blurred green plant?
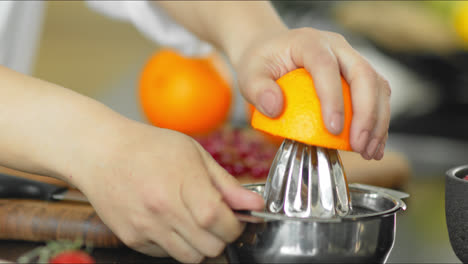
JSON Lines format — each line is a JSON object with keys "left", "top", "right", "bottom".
{"left": 406, "top": 178, "right": 449, "bottom": 242}
{"left": 424, "top": 1, "right": 458, "bottom": 17}
{"left": 423, "top": 1, "right": 468, "bottom": 45}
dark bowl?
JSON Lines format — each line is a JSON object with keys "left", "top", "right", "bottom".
{"left": 446, "top": 165, "right": 468, "bottom": 262}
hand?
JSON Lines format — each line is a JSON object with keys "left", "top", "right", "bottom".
{"left": 74, "top": 122, "right": 264, "bottom": 263}
{"left": 154, "top": 2, "right": 389, "bottom": 160}
{"left": 234, "top": 27, "right": 391, "bottom": 161}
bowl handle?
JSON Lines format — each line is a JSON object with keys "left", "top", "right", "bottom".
{"left": 349, "top": 183, "right": 410, "bottom": 199}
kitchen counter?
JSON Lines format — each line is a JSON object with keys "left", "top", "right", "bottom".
{"left": 0, "top": 241, "right": 226, "bottom": 263}
{"left": 388, "top": 177, "right": 459, "bottom": 263}
{"left": 0, "top": 173, "right": 461, "bottom": 263}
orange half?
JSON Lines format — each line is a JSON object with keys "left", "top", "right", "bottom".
{"left": 251, "top": 68, "right": 353, "bottom": 151}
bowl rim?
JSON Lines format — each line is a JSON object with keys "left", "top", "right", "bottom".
{"left": 239, "top": 183, "right": 407, "bottom": 223}
{"left": 446, "top": 164, "right": 468, "bottom": 182}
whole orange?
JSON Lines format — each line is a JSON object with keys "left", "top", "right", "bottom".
{"left": 139, "top": 49, "right": 232, "bottom": 135}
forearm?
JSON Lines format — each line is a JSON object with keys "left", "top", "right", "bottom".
{"left": 156, "top": 1, "right": 287, "bottom": 65}
{"left": 0, "top": 66, "right": 128, "bottom": 186}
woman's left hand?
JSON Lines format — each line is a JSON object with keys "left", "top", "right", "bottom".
{"left": 234, "top": 27, "right": 391, "bottom": 161}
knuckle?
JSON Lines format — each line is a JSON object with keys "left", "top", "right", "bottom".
{"left": 165, "top": 236, "right": 202, "bottom": 263}
{"left": 196, "top": 201, "right": 222, "bottom": 228}
{"left": 372, "top": 134, "right": 386, "bottom": 144}
{"left": 383, "top": 111, "right": 391, "bottom": 129}
{"left": 380, "top": 77, "right": 392, "bottom": 97}
{"left": 128, "top": 215, "right": 152, "bottom": 235}
{"left": 296, "top": 27, "right": 317, "bottom": 36}
{"left": 364, "top": 111, "right": 378, "bottom": 130}
{"left": 375, "top": 124, "right": 389, "bottom": 140}
{"left": 183, "top": 253, "right": 204, "bottom": 264}
{"left": 372, "top": 119, "right": 389, "bottom": 140}
{"left": 293, "top": 28, "right": 322, "bottom": 48}
{"left": 121, "top": 233, "right": 145, "bottom": 250}
{"left": 358, "top": 64, "right": 378, "bottom": 82}
{"left": 183, "top": 251, "right": 204, "bottom": 263}
{"left": 314, "top": 52, "right": 337, "bottom": 68}
{"left": 351, "top": 62, "right": 376, "bottom": 84}
{"left": 329, "top": 32, "right": 347, "bottom": 43}
{"left": 328, "top": 94, "right": 345, "bottom": 111}
{"left": 143, "top": 190, "right": 171, "bottom": 214}
{"left": 179, "top": 251, "right": 203, "bottom": 263}
{"left": 377, "top": 111, "right": 391, "bottom": 136}
{"left": 239, "top": 75, "right": 257, "bottom": 101}
{"left": 205, "top": 242, "right": 226, "bottom": 258}
{"left": 194, "top": 255, "right": 205, "bottom": 264}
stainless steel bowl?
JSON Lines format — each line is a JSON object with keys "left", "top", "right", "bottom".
{"left": 227, "top": 183, "right": 408, "bottom": 263}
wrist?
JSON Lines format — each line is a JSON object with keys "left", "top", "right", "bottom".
{"left": 221, "top": 15, "right": 288, "bottom": 68}
{"left": 50, "top": 102, "right": 136, "bottom": 190}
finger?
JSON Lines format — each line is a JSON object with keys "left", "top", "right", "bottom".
{"left": 198, "top": 145, "right": 265, "bottom": 211}
{"left": 373, "top": 132, "right": 388, "bottom": 160}
{"left": 134, "top": 241, "right": 169, "bottom": 258}
{"left": 366, "top": 77, "right": 391, "bottom": 160}
{"left": 155, "top": 231, "right": 204, "bottom": 264}
{"left": 349, "top": 67, "right": 379, "bottom": 159}
{"left": 239, "top": 70, "right": 285, "bottom": 118}
{"left": 123, "top": 202, "right": 202, "bottom": 262}
{"left": 138, "top": 168, "right": 225, "bottom": 259}
{"left": 168, "top": 202, "right": 226, "bottom": 258}
{"left": 332, "top": 43, "right": 380, "bottom": 155}
{"left": 180, "top": 168, "right": 244, "bottom": 243}
{"left": 211, "top": 163, "right": 265, "bottom": 211}
{"left": 302, "top": 46, "right": 345, "bottom": 135}
{"left": 358, "top": 76, "right": 390, "bottom": 160}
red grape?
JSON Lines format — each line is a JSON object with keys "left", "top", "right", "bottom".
{"left": 250, "top": 165, "right": 270, "bottom": 178}
{"left": 195, "top": 127, "right": 278, "bottom": 179}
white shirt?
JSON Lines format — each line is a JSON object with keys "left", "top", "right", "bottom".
{"left": 1, "top": 1, "right": 212, "bottom": 75}
{"left": 1, "top": 1, "right": 426, "bottom": 121}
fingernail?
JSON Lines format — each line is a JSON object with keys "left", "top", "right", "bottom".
{"left": 259, "top": 90, "right": 278, "bottom": 117}
{"left": 366, "top": 138, "right": 380, "bottom": 158}
{"left": 361, "top": 152, "right": 371, "bottom": 160}
{"left": 329, "top": 113, "right": 344, "bottom": 135}
{"left": 356, "top": 130, "right": 369, "bottom": 153}
{"left": 375, "top": 143, "right": 385, "bottom": 160}
{"left": 373, "top": 142, "right": 382, "bottom": 158}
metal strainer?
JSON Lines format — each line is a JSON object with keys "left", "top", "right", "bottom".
{"left": 264, "top": 139, "right": 351, "bottom": 218}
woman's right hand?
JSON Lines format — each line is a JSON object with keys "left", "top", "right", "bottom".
{"left": 0, "top": 64, "right": 263, "bottom": 263}
{"left": 72, "top": 121, "right": 264, "bottom": 263}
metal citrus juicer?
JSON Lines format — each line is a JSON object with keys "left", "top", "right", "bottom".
{"left": 263, "top": 138, "right": 351, "bottom": 218}
{"left": 227, "top": 69, "right": 408, "bottom": 263}
{"left": 260, "top": 71, "right": 352, "bottom": 219}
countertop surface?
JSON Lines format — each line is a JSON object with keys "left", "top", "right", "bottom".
{"left": 0, "top": 241, "right": 226, "bottom": 263}
{"left": 387, "top": 176, "right": 459, "bottom": 263}
{"left": 0, "top": 173, "right": 461, "bottom": 263}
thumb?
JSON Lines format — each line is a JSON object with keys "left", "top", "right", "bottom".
{"left": 239, "top": 72, "right": 284, "bottom": 118}
{"left": 200, "top": 149, "right": 265, "bottom": 211}
{"left": 221, "top": 182, "right": 265, "bottom": 211}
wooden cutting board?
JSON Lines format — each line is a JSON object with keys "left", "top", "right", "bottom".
{"left": 0, "top": 199, "right": 121, "bottom": 248}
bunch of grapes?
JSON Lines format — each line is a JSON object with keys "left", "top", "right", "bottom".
{"left": 194, "top": 128, "right": 279, "bottom": 179}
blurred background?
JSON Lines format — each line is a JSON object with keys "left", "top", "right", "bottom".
{"left": 30, "top": 1, "right": 468, "bottom": 263}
